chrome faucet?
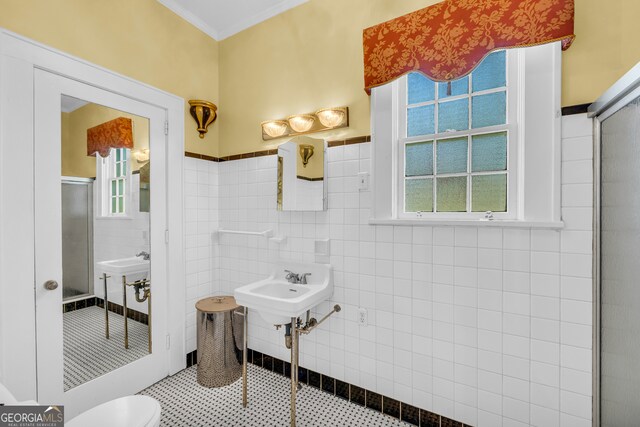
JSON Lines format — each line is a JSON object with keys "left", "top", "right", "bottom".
{"left": 136, "top": 251, "right": 151, "bottom": 261}
{"left": 284, "top": 270, "right": 312, "bottom": 284}
{"left": 299, "top": 273, "right": 312, "bottom": 284}
{"left": 284, "top": 270, "right": 299, "bottom": 284}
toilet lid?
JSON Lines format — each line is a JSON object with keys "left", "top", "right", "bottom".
{"left": 66, "top": 396, "right": 161, "bottom": 427}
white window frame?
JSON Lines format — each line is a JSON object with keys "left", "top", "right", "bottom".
{"left": 96, "top": 147, "right": 132, "bottom": 218}
{"left": 370, "top": 42, "right": 563, "bottom": 228}
{"left": 397, "top": 51, "right": 518, "bottom": 220}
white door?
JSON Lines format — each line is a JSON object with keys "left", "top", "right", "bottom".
{"left": 34, "top": 69, "right": 169, "bottom": 418}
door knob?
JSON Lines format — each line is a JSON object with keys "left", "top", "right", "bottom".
{"left": 43, "top": 280, "right": 59, "bottom": 290}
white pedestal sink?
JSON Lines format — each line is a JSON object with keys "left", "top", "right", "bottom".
{"left": 97, "top": 257, "right": 149, "bottom": 282}
{"left": 234, "top": 261, "right": 333, "bottom": 325}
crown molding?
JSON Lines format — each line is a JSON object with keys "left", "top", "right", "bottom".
{"left": 216, "top": 0, "right": 308, "bottom": 40}
{"left": 157, "top": 0, "right": 220, "bottom": 40}
{"left": 157, "top": 0, "right": 308, "bottom": 41}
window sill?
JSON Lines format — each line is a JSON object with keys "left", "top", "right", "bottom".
{"left": 369, "top": 218, "right": 564, "bottom": 229}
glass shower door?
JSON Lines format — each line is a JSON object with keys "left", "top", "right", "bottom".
{"left": 600, "top": 96, "right": 640, "bottom": 426}
{"left": 61, "top": 179, "right": 93, "bottom": 300}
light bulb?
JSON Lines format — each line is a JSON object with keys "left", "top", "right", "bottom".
{"left": 287, "top": 114, "right": 315, "bottom": 133}
{"left": 316, "top": 108, "right": 346, "bottom": 128}
{"left": 261, "top": 120, "right": 288, "bottom": 138}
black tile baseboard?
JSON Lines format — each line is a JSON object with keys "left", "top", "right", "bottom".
{"left": 63, "top": 296, "right": 149, "bottom": 325}
{"left": 62, "top": 296, "right": 97, "bottom": 313}
{"left": 186, "top": 349, "right": 198, "bottom": 368}
{"left": 95, "top": 298, "right": 149, "bottom": 325}
{"left": 244, "top": 349, "right": 469, "bottom": 426}
{"left": 185, "top": 347, "right": 471, "bottom": 427}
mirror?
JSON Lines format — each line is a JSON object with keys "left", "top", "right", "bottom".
{"left": 61, "top": 95, "right": 151, "bottom": 391}
{"left": 277, "top": 136, "right": 327, "bottom": 211}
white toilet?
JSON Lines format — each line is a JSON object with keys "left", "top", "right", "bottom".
{"left": 0, "top": 382, "right": 161, "bottom": 427}
{"left": 66, "top": 395, "right": 161, "bottom": 427}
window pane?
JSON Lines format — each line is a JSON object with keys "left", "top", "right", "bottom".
{"left": 122, "top": 160, "right": 127, "bottom": 175}
{"left": 406, "top": 141, "right": 433, "bottom": 177}
{"left": 436, "top": 176, "right": 467, "bottom": 212}
{"left": 118, "top": 196, "right": 125, "bottom": 213}
{"left": 408, "top": 104, "right": 435, "bottom": 137}
{"left": 111, "top": 180, "right": 116, "bottom": 195}
{"left": 116, "top": 163, "right": 121, "bottom": 177}
{"left": 472, "top": 174, "right": 507, "bottom": 212}
{"left": 118, "top": 179, "right": 124, "bottom": 196}
{"left": 472, "top": 132, "right": 507, "bottom": 172}
{"left": 437, "top": 137, "right": 468, "bottom": 174}
{"left": 472, "top": 91, "right": 506, "bottom": 128}
{"left": 408, "top": 73, "right": 435, "bottom": 104}
{"left": 111, "top": 197, "right": 116, "bottom": 213}
{"left": 405, "top": 178, "right": 433, "bottom": 212}
{"left": 438, "top": 76, "right": 468, "bottom": 99}
{"left": 117, "top": 149, "right": 122, "bottom": 161}
{"left": 472, "top": 50, "right": 506, "bottom": 92}
{"left": 438, "top": 98, "right": 469, "bottom": 133}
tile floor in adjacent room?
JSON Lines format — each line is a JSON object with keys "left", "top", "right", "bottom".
{"left": 139, "top": 364, "right": 411, "bottom": 427}
{"left": 63, "top": 306, "right": 149, "bottom": 390}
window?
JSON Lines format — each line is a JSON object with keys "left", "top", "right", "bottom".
{"left": 371, "top": 42, "right": 563, "bottom": 226}
{"left": 98, "top": 148, "right": 130, "bottom": 217}
{"left": 109, "top": 148, "right": 127, "bottom": 214}
{"left": 399, "top": 50, "right": 515, "bottom": 218}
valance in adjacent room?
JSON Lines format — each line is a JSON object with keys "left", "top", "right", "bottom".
{"left": 363, "top": 0, "right": 575, "bottom": 93}
{"left": 87, "top": 117, "right": 134, "bottom": 157}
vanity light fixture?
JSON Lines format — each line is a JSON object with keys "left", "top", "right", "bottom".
{"left": 188, "top": 100, "right": 218, "bottom": 139}
{"left": 261, "top": 120, "right": 288, "bottom": 138}
{"left": 299, "top": 144, "right": 315, "bottom": 167}
{"left": 261, "top": 106, "right": 349, "bottom": 141}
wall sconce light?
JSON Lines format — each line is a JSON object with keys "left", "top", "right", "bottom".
{"left": 261, "top": 106, "right": 348, "bottom": 141}
{"left": 299, "top": 144, "right": 315, "bottom": 167}
{"left": 188, "top": 100, "right": 217, "bottom": 139}
{"left": 133, "top": 148, "right": 150, "bottom": 163}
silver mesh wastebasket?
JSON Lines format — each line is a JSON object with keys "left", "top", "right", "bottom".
{"left": 196, "top": 296, "right": 244, "bottom": 387}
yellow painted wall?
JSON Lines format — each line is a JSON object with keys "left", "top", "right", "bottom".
{"left": 219, "top": 0, "right": 640, "bottom": 156}
{"left": 562, "top": 0, "right": 640, "bottom": 106}
{"left": 2, "top": 0, "right": 639, "bottom": 158}
{"left": 0, "top": 0, "right": 219, "bottom": 156}
{"left": 61, "top": 103, "right": 150, "bottom": 178}
{"left": 218, "top": 0, "right": 438, "bottom": 157}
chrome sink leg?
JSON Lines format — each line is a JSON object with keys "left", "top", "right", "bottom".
{"left": 242, "top": 306, "right": 248, "bottom": 408}
{"left": 290, "top": 317, "right": 299, "bottom": 427}
{"left": 123, "top": 275, "right": 129, "bottom": 349}
{"left": 102, "top": 273, "right": 110, "bottom": 339}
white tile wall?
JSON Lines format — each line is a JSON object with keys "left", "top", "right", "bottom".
{"left": 183, "top": 157, "right": 219, "bottom": 352}
{"left": 183, "top": 114, "right": 593, "bottom": 426}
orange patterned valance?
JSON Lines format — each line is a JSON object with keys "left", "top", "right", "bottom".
{"left": 87, "top": 117, "right": 134, "bottom": 158}
{"left": 363, "top": 0, "right": 575, "bottom": 93}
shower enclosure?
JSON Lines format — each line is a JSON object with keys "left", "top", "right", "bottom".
{"left": 61, "top": 178, "right": 94, "bottom": 300}
{"left": 592, "top": 63, "right": 640, "bottom": 427}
